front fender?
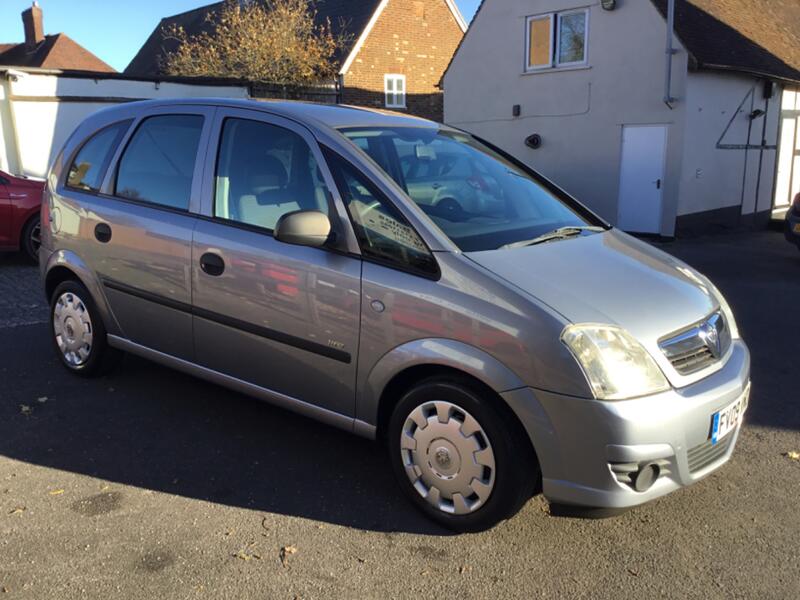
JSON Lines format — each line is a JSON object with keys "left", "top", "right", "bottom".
{"left": 357, "top": 337, "right": 527, "bottom": 429}
{"left": 43, "top": 249, "right": 121, "bottom": 336}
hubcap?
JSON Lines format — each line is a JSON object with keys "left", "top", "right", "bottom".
{"left": 53, "top": 292, "right": 93, "bottom": 366}
{"left": 401, "top": 401, "right": 496, "bottom": 515}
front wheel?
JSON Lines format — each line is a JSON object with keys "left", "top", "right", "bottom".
{"left": 388, "top": 377, "right": 537, "bottom": 532}
{"left": 49, "top": 280, "right": 120, "bottom": 376}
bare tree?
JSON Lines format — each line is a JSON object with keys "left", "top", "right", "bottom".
{"left": 160, "top": 0, "right": 345, "bottom": 85}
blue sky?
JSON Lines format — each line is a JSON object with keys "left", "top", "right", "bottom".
{"left": 0, "top": 0, "right": 482, "bottom": 72}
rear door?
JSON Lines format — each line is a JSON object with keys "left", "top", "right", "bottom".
{"left": 63, "top": 106, "right": 214, "bottom": 360}
{"left": 191, "top": 108, "right": 362, "bottom": 417}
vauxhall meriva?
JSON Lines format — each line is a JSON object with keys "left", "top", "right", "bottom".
{"left": 40, "top": 100, "right": 750, "bottom": 531}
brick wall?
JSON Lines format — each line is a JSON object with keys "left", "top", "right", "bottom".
{"left": 340, "top": 0, "right": 464, "bottom": 122}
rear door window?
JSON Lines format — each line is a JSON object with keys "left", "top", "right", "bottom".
{"left": 115, "top": 115, "right": 204, "bottom": 211}
{"left": 66, "top": 121, "right": 130, "bottom": 192}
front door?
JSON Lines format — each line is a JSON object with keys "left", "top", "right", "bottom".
{"left": 617, "top": 125, "right": 668, "bottom": 234}
{"left": 191, "top": 109, "right": 361, "bottom": 417}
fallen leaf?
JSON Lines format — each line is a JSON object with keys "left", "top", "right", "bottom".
{"left": 36, "top": 397, "right": 48, "bottom": 404}
{"left": 280, "top": 545, "right": 297, "bottom": 567}
{"left": 356, "top": 557, "right": 366, "bottom": 564}
{"left": 261, "top": 517, "right": 270, "bottom": 531}
{"left": 19, "top": 405, "right": 32, "bottom": 415}
{"left": 785, "top": 451, "right": 800, "bottom": 461}
{"left": 233, "top": 550, "right": 261, "bottom": 561}
{"left": 8, "top": 506, "right": 25, "bottom": 515}
{"left": 627, "top": 568, "right": 639, "bottom": 577}
{"left": 49, "top": 489, "right": 65, "bottom": 496}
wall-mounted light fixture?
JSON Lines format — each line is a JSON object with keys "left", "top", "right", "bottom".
{"left": 525, "top": 134, "right": 543, "bottom": 149}
{"left": 601, "top": 0, "right": 617, "bottom": 10}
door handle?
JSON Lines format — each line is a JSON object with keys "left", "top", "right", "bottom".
{"left": 200, "top": 252, "right": 225, "bottom": 277}
{"left": 655, "top": 179, "right": 662, "bottom": 190}
{"left": 94, "top": 222, "right": 112, "bottom": 243}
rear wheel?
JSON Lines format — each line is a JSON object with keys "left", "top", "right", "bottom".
{"left": 21, "top": 215, "right": 41, "bottom": 263}
{"left": 388, "top": 376, "right": 537, "bottom": 532}
{"left": 49, "top": 280, "right": 120, "bottom": 376}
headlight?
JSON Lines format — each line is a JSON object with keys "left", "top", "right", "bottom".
{"left": 561, "top": 324, "right": 670, "bottom": 400}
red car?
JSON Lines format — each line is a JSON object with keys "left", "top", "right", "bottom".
{"left": 0, "top": 169, "right": 44, "bottom": 261}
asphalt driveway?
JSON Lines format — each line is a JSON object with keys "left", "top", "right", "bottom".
{"left": 0, "top": 230, "right": 798, "bottom": 599}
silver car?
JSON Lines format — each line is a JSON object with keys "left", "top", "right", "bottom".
{"left": 40, "top": 99, "right": 750, "bottom": 532}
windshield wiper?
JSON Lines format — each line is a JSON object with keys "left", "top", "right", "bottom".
{"left": 500, "top": 226, "right": 605, "bottom": 249}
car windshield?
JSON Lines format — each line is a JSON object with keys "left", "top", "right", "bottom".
{"left": 340, "top": 127, "right": 600, "bottom": 251}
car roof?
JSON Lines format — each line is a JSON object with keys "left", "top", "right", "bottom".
{"left": 98, "top": 98, "right": 441, "bottom": 132}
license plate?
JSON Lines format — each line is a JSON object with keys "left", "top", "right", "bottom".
{"left": 711, "top": 385, "right": 750, "bottom": 445}
{"left": 794, "top": 223, "right": 800, "bottom": 233}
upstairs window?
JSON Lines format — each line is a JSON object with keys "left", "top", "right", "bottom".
{"left": 526, "top": 9, "right": 588, "bottom": 72}
{"left": 384, "top": 74, "right": 407, "bottom": 109}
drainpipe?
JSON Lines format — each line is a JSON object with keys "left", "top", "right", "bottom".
{"left": 663, "top": 0, "right": 677, "bottom": 108}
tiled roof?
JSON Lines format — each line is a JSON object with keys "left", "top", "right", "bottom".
{"left": 125, "top": 0, "right": 383, "bottom": 76}
{"left": 0, "top": 34, "right": 115, "bottom": 72}
{"left": 651, "top": 0, "right": 800, "bottom": 83}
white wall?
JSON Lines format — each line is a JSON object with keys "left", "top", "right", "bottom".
{"left": 774, "top": 88, "right": 800, "bottom": 210}
{"left": 444, "top": 0, "right": 689, "bottom": 235}
{"left": 443, "top": 0, "right": 786, "bottom": 234}
{"left": 0, "top": 71, "right": 250, "bottom": 179}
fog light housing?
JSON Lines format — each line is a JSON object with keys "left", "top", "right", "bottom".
{"left": 632, "top": 463, "right": 660, "bottom": 492}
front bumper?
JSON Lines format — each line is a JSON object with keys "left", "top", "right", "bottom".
{"left": 503, "top": 339, "right": 750, "bottom": 509}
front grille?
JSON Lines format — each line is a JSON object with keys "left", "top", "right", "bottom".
{"left": 687, "top": 434, "right": 734, "bottom": 473}
{"left": 660, "top": 312, "right": 731, "bottom": 375}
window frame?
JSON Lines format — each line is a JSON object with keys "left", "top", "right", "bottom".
{"left": 322, "top": 146, "right": 440, "bottom": 280}
{"left": 524, "top": 8, "right": 589, "bottom": 73}
{"left": 210, "top": 115, "right": 337, "bottom": 235}
{"left": 111, "top": 113, "right": 206, "bottom": 213}
{"left": 63, "top": 120, "right": 132, "bottom": 195}
{"left": 384, "top": 74, "right": 407, "bottom": 109}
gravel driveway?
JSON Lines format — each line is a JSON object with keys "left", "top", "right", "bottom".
{"left": 0, "top": 231, "right": 798, "bottom": 599}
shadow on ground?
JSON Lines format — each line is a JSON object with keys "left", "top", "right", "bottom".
{"left": 0, "top": 323, "right": 449, "bottom": 535}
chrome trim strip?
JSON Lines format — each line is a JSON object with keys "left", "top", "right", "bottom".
{"left": 102, "top": 276, "right": 351, "bottom": 363}
{"left": 106, "top": 335, "right": 367, "bottom": 436}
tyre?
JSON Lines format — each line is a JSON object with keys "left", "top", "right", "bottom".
{"left": 21, "top": 215, "right": 41, "bottom": 263}
{"left": 388, "top": 376, "right": 537, "bottom": 532}
{"left": 49, "top": 280, "right": 121, "bottom": 376}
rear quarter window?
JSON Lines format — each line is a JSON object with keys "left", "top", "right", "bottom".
{"left": 65, "top": 121, "right": 131, "bottom": 193}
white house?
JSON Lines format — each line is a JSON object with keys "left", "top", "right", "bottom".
{"left": 443, "top": 0, "right": 800, "bottom": 236}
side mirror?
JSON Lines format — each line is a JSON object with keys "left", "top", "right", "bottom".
{"left": 274, "top": 210, "right": 331, "bottom": 248}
